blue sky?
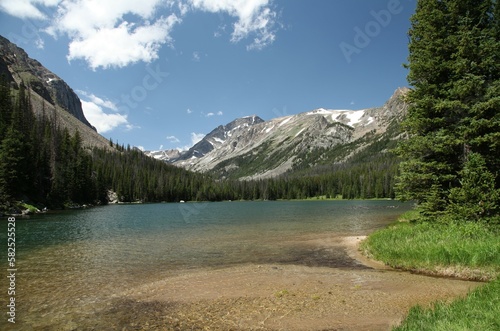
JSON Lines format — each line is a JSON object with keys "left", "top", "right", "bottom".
{"left": 0, "top": 0, "right": 415, "bottom": 151}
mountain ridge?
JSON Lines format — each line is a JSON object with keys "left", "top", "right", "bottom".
{"left": 146, "top": 87, "right": 409, "bottom": 179}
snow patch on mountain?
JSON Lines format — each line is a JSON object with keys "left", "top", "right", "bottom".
{"left": 213, "top": 137, "right": 224, "bottom": 144}
{"left": 295, "top": 128, "right": 306, "bottom": 138}
{"left": 279, "top": 116, "right": 293, "bottom": 127}
{"left": 306, "top": 108, "right": 371, "bottom": 128}
{"left": 339, "top": 110, "right": 365, "bottom": 126}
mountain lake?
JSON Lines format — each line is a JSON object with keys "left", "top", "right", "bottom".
{"left": 0, "top": 200, "right": 481, "bottom": 330}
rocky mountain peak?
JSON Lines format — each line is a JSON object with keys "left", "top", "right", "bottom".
{"left": 225, "top": 115, "right": 265, "bottom": 130}
{"left": 174, "top": 115, "right": 265, "bottom": 162}
{"left": 0, "top": 35, "right": 95, "bottom": 130}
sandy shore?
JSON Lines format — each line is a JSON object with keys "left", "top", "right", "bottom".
{"left": 93, "top": 236, "right": 483, "bottom": 330}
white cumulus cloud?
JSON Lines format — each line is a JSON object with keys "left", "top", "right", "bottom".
{"left": 44, "top": 0, "right": 181, "bottom": 69}
{"left": 66, "top": 16, "right": 180, "bottom": 70}
{"left": 81, "top": 100, "right": 130, "bottom": 133}
{"left": 77, "top": 90, "right": 118, "bottom": 111}
{"left": 0, "top": 0, "right": 281, "bottom": 70}
{"left": 188, "top": 0, "right": 279, "bottom": 50}
{"left": 78, "top": 91, "right": 133, "bottom": 133}
{"left": 0, "top": 0, "right": 58, "bottom": 20}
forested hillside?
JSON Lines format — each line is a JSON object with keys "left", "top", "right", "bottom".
{"left": 0, "top": 77, "right": 209, "bottom": 210}
{"left": 0, "top": 76, "right": 402, "bottom": 213}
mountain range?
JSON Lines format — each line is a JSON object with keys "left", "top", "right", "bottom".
{"left": 1, "top": 34, "right": 408, "bottom": 183}
{"left": 146, "top": 87, "right": 409, "bottom": 179}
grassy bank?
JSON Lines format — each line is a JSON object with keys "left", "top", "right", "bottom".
{"left": 393, "top": 278, "right": 500, "bottom": 330}
{"left": 361, "top": 210, "right": 500, "bottom": 330}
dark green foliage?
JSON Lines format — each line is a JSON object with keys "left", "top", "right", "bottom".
{"left": 0, "top": 83, "right": 33, "bottom": 201}
{"left": 0, "top": 79, "right": 96, "bottom": 207}
{"left": 448, "top": 153, "right": 500, "bottom": 220}
{"left": 0, "top": 126, "right": 25, "bottom": 201}
{"left": 279, "top": 153, "right": 398, "bottom": 200}
{"left": 0, "top": 74, "right": 12, "bottom": 138}
{"left": 396, "top": 0, "right": 500, "bottom": 221}
{"left": 90, "top": 147, "right": 209, "bottom": 203}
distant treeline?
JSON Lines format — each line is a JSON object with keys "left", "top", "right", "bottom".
{"left": 0, "top": 78, "right": 399, "bottom": 210}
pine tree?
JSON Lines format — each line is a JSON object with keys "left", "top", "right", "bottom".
{"left": 448, "top": 153, "right": 500, "bottom": 220}
{"left": 396, "top": 0, "right": 499, "bottom": 219}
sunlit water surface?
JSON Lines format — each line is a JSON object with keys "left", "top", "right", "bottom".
{"left": 0, "top": 200, "right": 412, "bottom": 329}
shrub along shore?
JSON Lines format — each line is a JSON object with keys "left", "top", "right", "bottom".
{"left": 361, "top": 210, "right": 500, "bottom": 330}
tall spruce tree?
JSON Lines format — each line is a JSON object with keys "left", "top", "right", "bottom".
{"left": 396, "top": 0, "right": 500, "bottom": 220}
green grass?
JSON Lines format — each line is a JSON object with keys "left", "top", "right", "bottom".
{"left": 393, "top": 278, "right": 500, "bottom": 331}
{"left": 21, "top": 203, "right": 40, "bottom": 213}
{"left": 362, "top": 219, "right": 500, "bottom": 281}
{"left": 362, "top": 211, "right": 500, "bottom": 329}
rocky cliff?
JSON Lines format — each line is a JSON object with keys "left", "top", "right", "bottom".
{"left": 0, "top": 35, "right": 94, "bottom": 129}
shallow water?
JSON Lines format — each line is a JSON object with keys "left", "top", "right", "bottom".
{"left": 0, "top": 200, "right": 412, "bottom": 329}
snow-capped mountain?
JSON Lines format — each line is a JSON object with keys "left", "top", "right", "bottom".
{"left": 147, "top": 149, "right": 182, "bottom": 161}
{"left": 176, "top": 115, "right": 265, "bottom": 161}
{"left": 146, "top": 87, "right": 409, "bottom": 179}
